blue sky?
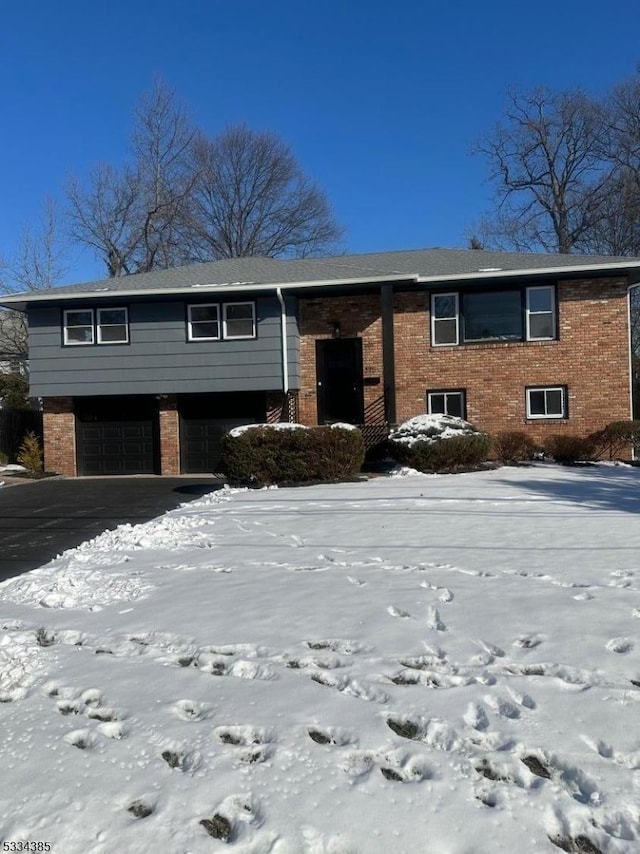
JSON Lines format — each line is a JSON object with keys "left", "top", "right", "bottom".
{"left": 2, "top": 0, "right": 640, "bottom": 284}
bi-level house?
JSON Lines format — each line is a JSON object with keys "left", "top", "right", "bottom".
{"left": 1, "top": 248, "right": 638, "bottom": 476}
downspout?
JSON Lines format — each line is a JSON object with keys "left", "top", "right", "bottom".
{"left": 276, "top": 287, "right": 289, "bottom": 395}
{"left": 628, "top": 280, "right": 640, "bottom": 458}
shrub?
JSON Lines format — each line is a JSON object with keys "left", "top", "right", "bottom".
{"left": 0, "top": 451, "right": 7, "bottom": 466}
{"left": 388, "top": 414, "right": 491, "bottom": 473}
{"left": 588, "top": 420, "right": 640, "bottom": 460}
{"left": 544, "top": 434, "right": 595, "bottom": 464}
{"left": 220, "top": 424, "right": 365, "bottom": 485}
{"left": 492, "top": 431, "right": 536, "bottom": 465}
{"left": 17, "top": 431, "right": 43, "bottom": 472}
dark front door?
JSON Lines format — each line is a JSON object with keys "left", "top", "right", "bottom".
{"left": 316, "top": 338, "right": 365, "bottom": 424}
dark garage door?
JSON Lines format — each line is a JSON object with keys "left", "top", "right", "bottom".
{"left": 77, "top": 421, "right": 157, "bottom": 475}
{"left": 180, "top": 417, "right": 254, "bottom": 474}
{"left": 179, "top": 392, "right": 266, "bottom": 474}
{"left": 75, "top": 396, "right": 160, "bottom": 476}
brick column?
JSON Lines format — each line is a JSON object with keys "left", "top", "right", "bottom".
{"left": 158, "top": 395, "right": 180, "bottom": 475}
{"left": 42, "top": 397, "right": 77, "bottom": 476}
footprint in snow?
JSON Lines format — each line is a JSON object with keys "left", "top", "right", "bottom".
{"left": 427, "top": 606, "right": 446, "bottom": 631}
{"left": 64, "top": 729, "right": 100, "bottom": 751}
{"left": 305, "top": 638, "right": 365, "bottom": 655}
{"left": 485, "top": 694, "right": 521, "bottom": 719}
{"left": 607, "top": 637, "right": 633, "bottom": 654}
{"left": 513, "top": 634, "right": 542, "bottom": 649}
{"left": 379, "top": 749, "right": 432, "bottom": 783}
{"left": 307, "top": 727, "right": 356, "bottom": 746}
{"left": 214, "top": 726, "right": 274, "bottom": 764}
{"left": 160, "top": 744, "right": 202, "bottom": 773}
{"left": 173, "top": 699, "right": 211, "bottom": 721}
{"left": 310, "top": 672, "right": 389, "bottom": 704}
{"left": 387, "top": 605, "right": 411, "bottom": 619}
{"left": 464, "top": 702, "right": 489, "bottom": 731}
{"left": 200, "top": 793, "right": 263, "bottom": 843}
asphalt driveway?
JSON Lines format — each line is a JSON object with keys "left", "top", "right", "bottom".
{"left": 0, "top": 477, "right": 222, "bottom": 582}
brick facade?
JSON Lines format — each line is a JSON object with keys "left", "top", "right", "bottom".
{"left": 42, "top": 397, "right": 77, "bottom": 476}
{"left": 298, "top": 293, "right": 385, "bottom": 425}
{"left": 299, "top": 277, "right": 632, "bottom": 443}
{"left": 158, "top": 395, "right": 180, "bottom": 475}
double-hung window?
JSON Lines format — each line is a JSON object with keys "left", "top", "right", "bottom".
{"left": 526, "top": 286, "right": 555, "bottom": 340}
{"left": 427, "top": 389, "right": 466, "bottom": 419}
{"left": 63, "top": 309, "right": 95, "bottom": 345}
{"left": 431, "top": 293, "right": 459, "bottom": 345}
{"left": 63, "top": 307, "right": 129, "bottom": 346}
{"left": 526, "top": 386, "right": 567, "bottom": 419}
{"left": 187, "top": 304, "right": 220, "bottom": 341}
{"left": 223, "top": 302, "right": 256, "bottom": 339}
{"left": 97, "top": 308, "right": 129, "bottom": 343}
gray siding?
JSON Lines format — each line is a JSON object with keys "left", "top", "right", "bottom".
{"left": 28, "top": 296, "right": 300, "bottom": 397}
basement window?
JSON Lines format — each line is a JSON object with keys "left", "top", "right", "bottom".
{"left": 427, "top": 389, "right": 466, "bottom": 419}
{"left": 526, "top": 386, "right": 567, "bottom": 419}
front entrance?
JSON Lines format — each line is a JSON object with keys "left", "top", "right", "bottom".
{"left": 316, "top": 338, "right": 364, "bottom": 424}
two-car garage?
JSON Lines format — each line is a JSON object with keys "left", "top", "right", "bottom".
{"left": 74, "top": 393, "right": 267, "bottom": 476}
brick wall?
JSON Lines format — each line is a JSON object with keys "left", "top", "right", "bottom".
{"left": 42, "top": 397, "right": 77, "bottom": 476}
{"left": 394, "top": 277, "right": 630, "bottom": 443}
{"left": 158, "top": 395, "right": 180, "bottom": 475}
{"left": 299, "top": 278, "right": 631, "bottom": 442}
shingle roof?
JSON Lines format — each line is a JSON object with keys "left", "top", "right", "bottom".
{"left": 2, "top": 247, "right": 640, "bottom": 307}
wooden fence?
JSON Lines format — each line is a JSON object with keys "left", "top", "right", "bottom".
{"left": 0, "top": 408, "right": 43, "bottom": 462}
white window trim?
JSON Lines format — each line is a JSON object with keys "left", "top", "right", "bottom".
{"left": 427, "top": 389, "right": 466, "bottom": 418}
{"left": 526, "top": 385, "right": 566, "bottom": 419}
{"left": 187, "top": 303, "right": 221, "bottom": 341}
{"left": 222, "top": 301, "right": 256, "bottom": 340}
{"left": 96, "top": 307, "right": 129, "bottom": 344}
{"left": 431, "top": 292, "right": 459, "bottom": 346}
{"left": 63, "top": 308, "right": 94, "bottom": 346}
{"left": 526, "top": 286, "right": 556, "bottom": 341}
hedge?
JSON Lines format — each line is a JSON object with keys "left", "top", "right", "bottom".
{"left": 220, "top": 424, "right": 365, "bottom": 485}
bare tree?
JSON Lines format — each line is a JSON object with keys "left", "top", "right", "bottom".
{"left": 68, "top": 83, "right": 342, "bottom": 276}
{"left": 0, "top": 197, "right": 67, "bottom": 357}
{"left": 186, "top": 125, "right": 343, "bottom": 259}
{"left": 67, "top": 79, "right": 197, "bottom": 276}
{"left": 67, "top": 163, "right": 142, "bottom": 277}
{"left": 475, "top": 87, "right": 613, "bottom": 253}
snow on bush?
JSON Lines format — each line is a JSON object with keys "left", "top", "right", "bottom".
{"left": 228, "top": 422, "right": 308, "bottom": 438}
{"left": 388, "top": 414, "right": 490, "bottom": 472}
{"left": 389, "top": 414, "right": 478, "bottom": 446}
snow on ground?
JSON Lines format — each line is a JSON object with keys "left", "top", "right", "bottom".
{"left": 1, "top": 464, "right": 640, "bottom": 853}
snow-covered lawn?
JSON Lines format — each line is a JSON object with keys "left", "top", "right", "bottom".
{"left": 1, "top": 464, "right": 639, "bottom": 853}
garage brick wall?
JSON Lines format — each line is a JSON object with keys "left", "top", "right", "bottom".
{"left": 43, "top": 397, "right": 77, "bottom": 476}
{"left": 159, "top": 396, "right": 180, "bottom": 475}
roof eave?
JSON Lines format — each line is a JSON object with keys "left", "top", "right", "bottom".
{"left": 0, "top": 273, "right": 418, "bottom": 310}
{"left": 415, "top": 260, "right": 640, "bottom": 285}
